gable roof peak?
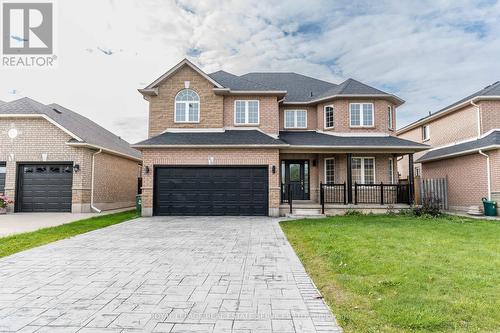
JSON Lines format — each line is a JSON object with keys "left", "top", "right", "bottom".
{"left": 142, "top": 58, "right": 223, "bottom": 92}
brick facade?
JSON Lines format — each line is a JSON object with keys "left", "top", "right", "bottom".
{"left": 479, "top": 101, "right": 500, "bottom": 134}
{"left": 93, "top": 152, "right": 140, "bottom": 210}
{"left": 146, "top": 65, "right": 224, "bottom": 138}
{"left": 422, "top": 153, "right": 490, "bottom": 211}
{"left": 141, "top": 148, "right": 281, "bottom": 216}
{"left": 0, "top": 117, "right": 139, "bottom": 213}
{"left": 223, "top": 96, "right": 280, "bottom": 135}
{"left": 397, "top": 103, "right": 480, "bottom": 179}
{"left": 316, "top": 99, "right": 397, "bottom": 134}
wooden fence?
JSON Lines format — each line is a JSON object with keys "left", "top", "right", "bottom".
{"left": 418, "top": 177, "right": 449, "bottom": 210}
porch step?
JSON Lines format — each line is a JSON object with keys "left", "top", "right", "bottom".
{"left": 293, "top": 208, "right": 323, "bottom": 216}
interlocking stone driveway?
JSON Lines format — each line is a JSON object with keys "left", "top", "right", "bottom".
{"left": 0, "top": 217, "right": 342, "bottom": 333}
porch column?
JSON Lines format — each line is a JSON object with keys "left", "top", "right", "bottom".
{"left": 408, "top": 153, "right": 414, "bottom": 204}
{"left": 346, "top": 153, "right": 353, "bottom": 203}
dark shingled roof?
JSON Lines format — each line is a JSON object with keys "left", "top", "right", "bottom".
{"left": 279, "top": 131, "right": 428, "bottom": 149}
{"left": 208, "top": 71, "right": 276, "bottom": 91}
{"left": 0, "top": 100, "right": 5, "bottom": 106}
{"left": 238, "top": 72, "right": 337, "bottom": 102}
{"left": 0, "top": 97, "right": 141, "bottom": 159}
{"left": 417, "top": 130, "right": 500, "bottom": 162}
{"left": 134, "top": 130, "right": 286, "bottom": 146}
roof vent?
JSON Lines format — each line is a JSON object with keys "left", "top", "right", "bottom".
{"left": 310, "top": 91, "right": 313, "bottom": 97}
{"left": 52, "top": 108, "right": 62, "bottom": 114}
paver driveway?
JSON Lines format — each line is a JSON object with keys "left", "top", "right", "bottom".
{"left": 0, "top": 217, "right": 341, "bottom": 333}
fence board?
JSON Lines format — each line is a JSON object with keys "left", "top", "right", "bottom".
{"left": 419, "top": 178, "right": 448, "bottom": 210}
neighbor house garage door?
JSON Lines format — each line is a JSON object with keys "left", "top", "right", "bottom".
{"left": 17, "top": 164, "right": 73, "bottom": 212}
{"left": 154, "top": 166, "right": 268, "bottom": 216}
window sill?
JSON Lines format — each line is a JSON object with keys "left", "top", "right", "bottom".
{"left": 174, "top": 121, "right": 201, "bottom": 124}
{"left": 234, "top": 123, "right": 260, "bottom": 126}
{"left": 284, "top": 127, "right": 308, "bottom": 130}
{"left": 324, "top": 126, "right": 335, "bottom": 130}
{"left": 422, "top": 138, "right": 430, "bottom": 142}
{"left": 349, "top": 126, "right": 376, "bottom": 129}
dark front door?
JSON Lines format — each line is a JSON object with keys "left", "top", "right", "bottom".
{"left": 154, "top": 166, "right": 268, "bottom": 216}
{"left": 17, "top": 163, "right": 73, "bottom": 212}
{"left": 282, "top": 160, "right": 309, "bottom": 200}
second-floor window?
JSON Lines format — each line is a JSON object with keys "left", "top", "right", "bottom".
{"left": 388, "top": 106, "right": 394, "bottom": 130}
{"left": 284, "top": 110, "right": 307, "bottom": 129}
{"left": 175, "top": 89, "right": 199, "bottom": 123}
{"left": 422, "top": 124, "right": 430, "bottom": 141}
{"left": 235, "top": 100, "right": 259, "bottom": 125}
{"left": 324, "top": 105, "right": 334, "bottom": 129}
{"left": 350, "top": 103, "right": 374, "bottom": 127}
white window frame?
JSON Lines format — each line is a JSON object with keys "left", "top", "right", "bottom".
{"left": 324, "top": 158, "right": 335, "bottom": 184}
{"left": 422, "top": 125, "right": 430, "bottom": 141}
{"left": 388, "top": 158, "right": 394, "bottom": 184}
{"left": 352, "top": 157, "right": 376, "bottom": 184}
{"left": 234, "top": 100, "right": 260, "bottom": 125}
{"left": 174, "top": 89, "right": 200, "bottom": 123}
{"left": 388, "top": 106, "right": 394, "bottom": 130}
{"left": 284, "top": 109, "right": 307, "bottom": 129}
{"left": 324, "top": 105, "right": 334, "bottom": 129}
{"left": 349, "top": 103, "right": 374, "bottom": 127}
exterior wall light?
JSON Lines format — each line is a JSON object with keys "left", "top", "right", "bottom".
{"left": 272, "top": 165, "right": 276, "bottom": 174}
{"left": 73, "top": 164, "right": 80, "bottom": 173}
{"left": 145, "top": 166, "right": 150, "bottom": 174}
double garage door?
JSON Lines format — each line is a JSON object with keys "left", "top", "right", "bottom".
{"left": 154, "top": 166, "right": 268, "bottom": 216}
{"left": 16, "top": 163, "right": 73, "bottom": 212}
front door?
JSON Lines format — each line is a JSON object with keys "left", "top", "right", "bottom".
{"left": 282, "top": 160, "right": 309, "bottom": 200}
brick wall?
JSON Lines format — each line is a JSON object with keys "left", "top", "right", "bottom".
{"left": 147, "top": 65, "right": 224, "bottom": 137}
{"left": 141, "top": 148, "right": 280, "bottom": 216}
{"left": 316, "top": 99, "right": 397, "bottom": 134}
{"left": 279, "top": 105, "right": 317, "bottom": 131}
{"left": 422, "top": 153, "right": 488, "bottom": 210}
{"left": 223, "top": 95, "right": 279, "bottom": 135}
{"left": 0, "top": 117, "right": 92, "bottom": 212}
{"left": 479, "top": 101, "right": 500, "bottom": 134}
{"left": 94, "top": 152, "right": 140, "bottom": 210}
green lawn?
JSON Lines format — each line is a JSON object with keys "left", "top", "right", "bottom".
{"left": 0, "top": 210, "right": 138, "bottom": 258}
{"left": 280, "top": 215, "right": 500, "bottom": 333}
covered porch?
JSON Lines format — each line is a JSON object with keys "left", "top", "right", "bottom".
{"left": 278, "top": 151, "right": 416, "bottom": 216}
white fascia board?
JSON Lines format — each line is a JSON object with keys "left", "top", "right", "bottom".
{"left": 283, "top": 94, "right": 405, "bottom": 106}
{"left": 418, "top": 145, "right": 500, "bottom": 163}
{"left": 66, "top": 142, "right": 142, "bottom": 162}
{"left": 131, "top": 144, "right": 288, "bottom": 149}
{"left": 0, "top": 113, "right": 83, "bottom": 142}
{"left": 397, "top": 96, "right": 500, "bottom": 135}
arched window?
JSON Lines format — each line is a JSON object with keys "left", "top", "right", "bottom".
{"left": 175, "top": 89, "right": 199, "bottom": 122}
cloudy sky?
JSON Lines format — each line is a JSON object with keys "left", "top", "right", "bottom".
{"left": 1, "top": 0, "right": 500, "bottom": 143}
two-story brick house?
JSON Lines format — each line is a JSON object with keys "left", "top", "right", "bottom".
{"left": 133, "top": 59, "right": 427, "bottom": 216}
{"left": 397, "top": 82, "right": 500, "bottom": 213}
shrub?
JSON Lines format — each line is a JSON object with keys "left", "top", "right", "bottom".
{"left": 0, "top": 195, "right": 13, "bottom": 208}
{"left": 411, "top": 195, "right": 442, "bottom": 217}
{"left": 345, "top": 209, "right": 363, "bottom": 216}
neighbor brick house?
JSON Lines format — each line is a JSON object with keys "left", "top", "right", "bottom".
{"left": 0, "top": 97, "right": 142, "bottom": 213}
{"left": 397, "top": 82, "right": 500, "bottom": 212}
{"left": 133, "top": 59, "right": 427, "bottom": 217}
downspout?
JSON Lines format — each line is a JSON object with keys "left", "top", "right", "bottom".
{"left": 471, "top": 99, "right": 481, "bottom": 138}
{"left": 478, "top": 150, "right": 491, "bottom": 200}
{"left": 90, "top": 149, "right": 103, "bottom": 213}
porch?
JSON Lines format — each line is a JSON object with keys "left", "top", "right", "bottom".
{"left": 279, "top": 152, "right": 415, "bottom": 216}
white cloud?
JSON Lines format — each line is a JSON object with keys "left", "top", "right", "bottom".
{"left": 1, "top": 0, "right": 499, "bottom": 143}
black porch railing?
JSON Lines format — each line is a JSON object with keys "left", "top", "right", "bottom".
{"left": 353, "top": 182, "right": 410, "bottom": 205}
{"left": 320, "top": 182, "right": 346, "bottom": 214}
{"left": 280, "top": 183, "right": 293, "bottom": 214}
